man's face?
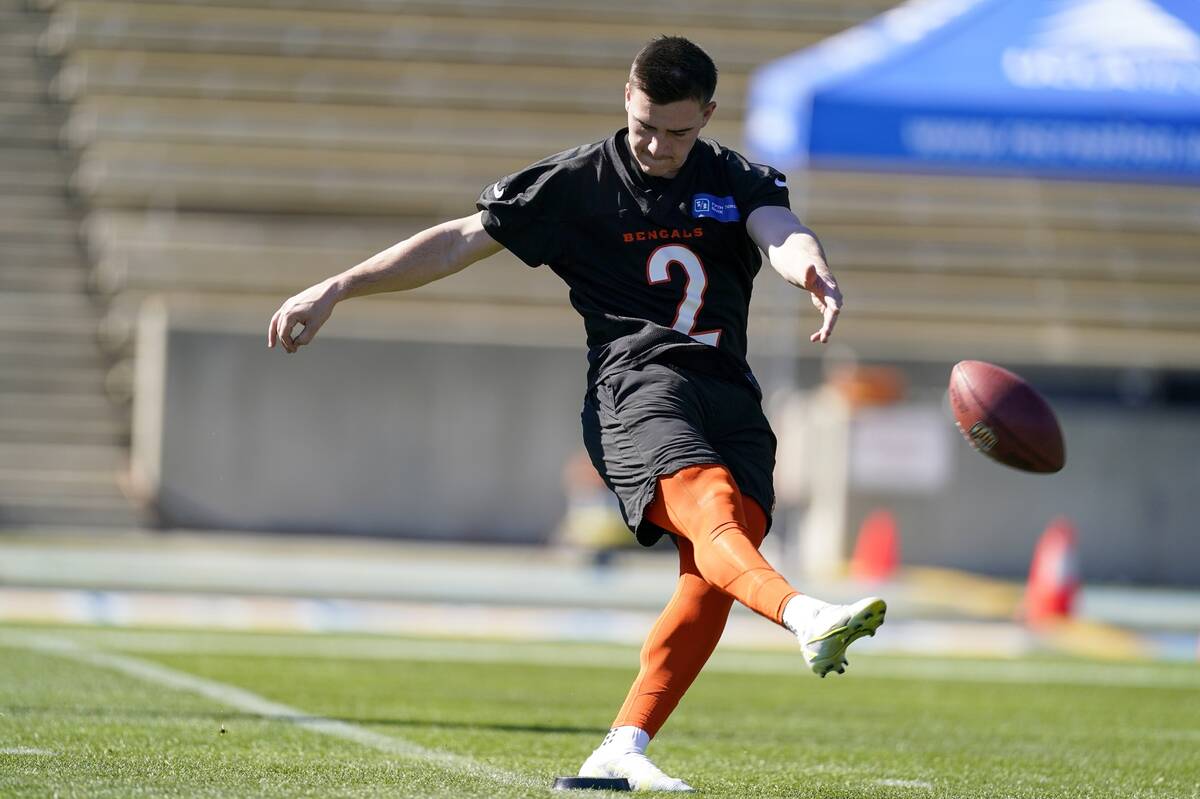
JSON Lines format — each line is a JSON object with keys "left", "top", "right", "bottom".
{"left": 624, "top": 83, "right": 715, "bottom": 179}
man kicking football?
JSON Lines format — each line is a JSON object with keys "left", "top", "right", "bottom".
{"left": 268, "top": 36, "right": 885, "bottom": 792}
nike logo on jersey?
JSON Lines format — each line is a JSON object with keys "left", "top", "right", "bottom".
{"left": 691, "top": 194, "right": 740, "bottom": 223}
{"left": 492, "top": 182, "right": 506, "bottom": 199}
{"left": 774, "top": 178, "right": 786, "bottom": 187}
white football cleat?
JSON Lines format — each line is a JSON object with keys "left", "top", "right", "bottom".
{"left": 578, "top": 748, "right": 694, "bottom": 792}
{"left": 799, "top": 596, "right": 887, "bottom": 678}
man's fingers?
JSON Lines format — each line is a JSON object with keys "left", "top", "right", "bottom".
{"left": 270, "top": 289, "right": 332, "bottom": 354}
{"left": 277, "top": 312, "right": 298, "bottom": 353}
{"left": 806, "top": 270, "right": 842, "bottom": 344}
{"left": 293, "top": 319, "right": 319, "bottom": 346}
{"left": 811, "top": 309, "right": 833, "bottom": 343}
{"left": 820, "top": 304, "right": 841, "bottom": 342}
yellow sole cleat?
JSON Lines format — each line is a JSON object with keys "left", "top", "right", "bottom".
{"left": 801, "top": 597, "right": 887, "bottom": 678}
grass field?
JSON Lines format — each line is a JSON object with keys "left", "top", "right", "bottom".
{"left": 2, "top": 623, "right": 1198, "bottom": 798}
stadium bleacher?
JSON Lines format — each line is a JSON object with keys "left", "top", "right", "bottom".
{"left": 3, "top": 0, "right": 1198, "bottom": 528}
{"left": 34, "top": 0, "right": 1198, "bottom": 366}
{"left": 0, "top": 0, "right": 140, "bottom": 526}
{"left": 33, "top": 0, "right": 891, "bottom": 363}
{"left": 3, "top": 0, "right": 891, "bottom": 527}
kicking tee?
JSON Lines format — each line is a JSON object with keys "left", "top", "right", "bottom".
{"left": 476, "top": 129, "right": 789, "bottom": 389}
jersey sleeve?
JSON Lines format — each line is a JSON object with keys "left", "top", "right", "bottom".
{"left": 725, "top": 150, "right": 790, "bottom": 220}
{"left": 476, "top": 161, "right": 565, "bottom": 268}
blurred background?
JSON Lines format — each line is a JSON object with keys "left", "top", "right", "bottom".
{"left": 1, "top": 0, "right": 1197, "bottom": 659}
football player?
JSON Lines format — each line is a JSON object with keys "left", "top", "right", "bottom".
{"left": 268, "top": 36, "right": 886, "bottom": 792}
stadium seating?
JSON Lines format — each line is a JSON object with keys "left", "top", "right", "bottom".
{"left": 4, "top": 0, "right": 893, "bottom": 527}
{"left": 40, "top": 0, "right": 840, "bottom": 70}
{"left": 4, "top": 0, "right": 1199, "bottom": 528}
{"left": 30, "top": 0, "right": 888, "bottom": 358}
{"left": 53, "top": 50, "right": 750, "bottom": 113}
{"left": 30, "top": 0, "right": 1198, "bottom": 371}
{"left": 0, "top": 1, "right": 141, "bottom": 526}
{"left": 796, "top": 170, "right": 1200, "bottom": 366}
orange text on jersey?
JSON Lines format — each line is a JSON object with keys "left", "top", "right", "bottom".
{"left": 623, "top": 227, "right": 705, "bottom": 244}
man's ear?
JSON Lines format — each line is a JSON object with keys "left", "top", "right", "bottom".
{"left": 700, "top": 100, "right": 717, "bottom": 127}
{"left": 624, "top": 82, "right": 632, "bottom": 111}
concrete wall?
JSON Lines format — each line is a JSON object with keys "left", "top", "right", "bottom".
{"left": 847, "top": 401, "right": 1200, "bottom": 585}
{"left": 134, "top": 300, "right": 1200, "bottom": 583}
{"left": 135, "top": 304, "right": 590, "bottom": 541}
{"left": 131, "top": 292, "right": 806, "bottom": 543}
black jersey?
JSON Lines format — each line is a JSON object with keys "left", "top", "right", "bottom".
{"left": 476, "top": 129, "right": 789, "bottom": 389}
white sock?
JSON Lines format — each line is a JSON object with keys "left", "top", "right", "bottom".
{"left": 597, "top": 725, "right": 650, "bottom": 754}
{"left": 782, "top": 594, "right": 832, "bottom": 634}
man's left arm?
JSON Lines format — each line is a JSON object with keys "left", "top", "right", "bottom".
{"left": 746, "top": 205, "right": 843, "bottom": 344}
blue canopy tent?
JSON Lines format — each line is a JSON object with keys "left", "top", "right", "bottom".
{"left": 746, "top": 0, "right": 1200, "bottom": 183}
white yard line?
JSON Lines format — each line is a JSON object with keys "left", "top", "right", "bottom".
{"left": 2, "top": 631, "right": 538, "bottom": 790}
{"left": 0, "top": 747, "right": 57, "bottom": 756}
{"left": 5, "top": 627, "right": 1199, "bottom": 689}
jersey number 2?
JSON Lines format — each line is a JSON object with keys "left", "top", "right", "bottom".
{"left": 646, "top": 244, "right": 721, "bottom": 347}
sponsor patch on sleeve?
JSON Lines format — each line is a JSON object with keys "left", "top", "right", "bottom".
{"left": 691, "top": 194, "right": 740, "bottom": 222}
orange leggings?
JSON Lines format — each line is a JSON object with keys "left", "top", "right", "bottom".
{"left": 612, "top": 464, "right": 799, "bottom": 737}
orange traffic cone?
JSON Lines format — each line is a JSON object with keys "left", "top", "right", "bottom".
{"left": 1023, "top": 517, "right": 1080, "bottom": 625}
{"left": 849, "top": 509, "right": 899, "bottom": 582}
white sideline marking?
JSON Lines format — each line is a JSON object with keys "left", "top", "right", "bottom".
{"left": 0, "top": 747, "right": 57, "bottom": 756}
{"left": 3, "top": 632, "right": 536, "bottom": 789}
{"left": 12, "top": 628, "right": 1200, "bottom": 690}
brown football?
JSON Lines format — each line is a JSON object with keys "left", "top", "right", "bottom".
{"left": 948, "top": 360, "right": 1065, "bottom": 473}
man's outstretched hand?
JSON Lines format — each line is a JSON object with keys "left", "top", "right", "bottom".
{"left": 268, "top": 281, "right": 338, "bottom": 353}
{"left": 804, "top": 263, "right": 842, "bottom": 344}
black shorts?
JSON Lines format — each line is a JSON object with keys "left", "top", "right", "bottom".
{"left": 580, "top": 363, "right": 777, "bottom": 547}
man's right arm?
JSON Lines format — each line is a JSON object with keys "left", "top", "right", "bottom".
{"left": 268, "top": 211, "right": 503, "bottom": 353}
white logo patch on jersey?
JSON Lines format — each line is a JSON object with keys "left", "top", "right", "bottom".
{"left": 492, "top": 182, "right": 506, "bottom": 199}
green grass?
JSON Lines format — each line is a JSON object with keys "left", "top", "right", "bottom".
{"left": 2, "top": 623, "right": 1199, "bottom": 798}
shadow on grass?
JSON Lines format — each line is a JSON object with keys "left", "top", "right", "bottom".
{"left": 2, "top": 704, "right": 605, "bottom": 736}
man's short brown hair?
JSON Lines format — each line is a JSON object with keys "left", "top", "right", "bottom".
{"left": 630, "top": 36, "right": 718, "bottom": 105}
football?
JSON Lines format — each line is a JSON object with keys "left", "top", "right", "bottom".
{"left": 948, "top": 360, "right": 1065, "bottom": 473}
